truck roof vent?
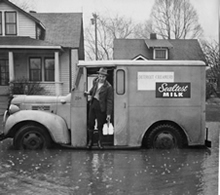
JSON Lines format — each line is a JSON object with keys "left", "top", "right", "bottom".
{"left": 32, "top": 105, "right": 50, "bottom": 111}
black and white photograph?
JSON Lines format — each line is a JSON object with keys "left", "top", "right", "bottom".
{"left": 0, "top": 0, "right": 219, "bottom": 194}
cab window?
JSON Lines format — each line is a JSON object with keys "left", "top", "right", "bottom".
{"left": 116, "top": 69, "right": 125, "bottom": 95}
{"left": 74, "top": 67, "right": 83, "bottom": 89}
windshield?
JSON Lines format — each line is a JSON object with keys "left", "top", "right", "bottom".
{"left": 72, "top": 67, "right": 83, "bottom": 90}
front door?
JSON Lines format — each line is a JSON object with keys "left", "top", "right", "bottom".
{"left": 86, "top": 67, "right": 115, "bottom": 146}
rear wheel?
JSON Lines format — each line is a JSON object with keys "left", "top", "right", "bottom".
{"left": 146, "top": 124, "right": 184, "bottom": 149}
{"left": 13, "top": 124, "right": 52, "bottom": 150}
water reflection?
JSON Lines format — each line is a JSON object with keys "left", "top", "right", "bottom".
{"left": 0, "top": 122, "right": 218, "bottom": 195}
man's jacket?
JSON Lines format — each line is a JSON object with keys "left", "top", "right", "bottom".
{"left": 89, "top": 78, "right": 113, "bottom": 115}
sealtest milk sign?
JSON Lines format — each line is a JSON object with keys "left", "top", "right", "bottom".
{"left": 137, "top": 72, "right": 191, "bottom": 98}
{"left": 156, "top": 82, "right": 191, "bottom": 98}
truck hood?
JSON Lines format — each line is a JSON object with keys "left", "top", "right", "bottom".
{"left": 10, "top": 94, "right": 71, "bottom": 112}
{"left": 11, "top": 94, "right": 71, "bottom": 105}
{"left": 11, "top": 95, "right": 59, "bottom": 104}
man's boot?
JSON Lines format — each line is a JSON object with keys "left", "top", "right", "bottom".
{"left": 87, "top": 130, "right": 93, "bottom": 149}
{"left": 97, "top": 130, "right": 103, "bottom": 149}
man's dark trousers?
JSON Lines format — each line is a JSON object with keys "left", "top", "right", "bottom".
{"left": 88, "top": 98, "right": 106, "bottom": 147}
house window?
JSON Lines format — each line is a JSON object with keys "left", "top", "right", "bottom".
{"left": 29, "top": 58, "right": 42, "bottom": 81}
{"left": 44, "top": 58, "right": 54, "bottom": 81}
{"left": 29, "top": 57, "right": 55, "bottom": 82}
{"left": 0, "top": 59, "right": 9, "bottom": 86}
{"left": 0, "top": 12, "right": 2, "bottom": 35}
{"left": 154, "top": 48, "right": 168, "bottom": 60}
{"left": 75, "top": 67, "right": 83, "bottom": 89}
{"left": 36, "top": 27, "right": 41, "bottom": 39}
{"left": 5, "top": 11, "right": 17, "bottom": 35}
{"left": 36, "top": 25, "right": 45, "bottom": 40}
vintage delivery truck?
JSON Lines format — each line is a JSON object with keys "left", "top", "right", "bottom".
{"left": 0, "top": 60, "right": 211, "bottom": 150}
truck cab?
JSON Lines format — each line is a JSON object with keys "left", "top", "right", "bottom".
{"left": 0, "top": 60, "right": 211, "bottom": 150}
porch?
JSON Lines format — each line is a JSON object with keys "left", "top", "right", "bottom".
{"left": 0, "top": 36, "right": 68, "bottom": 96}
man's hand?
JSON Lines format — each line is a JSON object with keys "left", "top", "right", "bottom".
{"left": 84, "top": 91, "right": 89, "bottom": 96}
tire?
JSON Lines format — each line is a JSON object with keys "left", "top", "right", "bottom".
{"left": 146, "top": 124, "right": 184, "bottom": 149}
{"left": 13, "top": 124, "right": 52, "bottom": 150}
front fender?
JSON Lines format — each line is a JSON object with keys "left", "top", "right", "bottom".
{"left": 4, "top": 110, "right": 70, "bottom": 144}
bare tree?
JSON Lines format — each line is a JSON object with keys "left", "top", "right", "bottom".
{"left": 9, "top": 0, "right": 35, "bottom": 12}
{"left": 85, "top": 14, "right": 137, "bottom": 60}
{"left": 201, "top": 40, "right": 220, "bottom": 95}
{"left": 133, "top": 20, "right": 154, "bottom": 39}
{"left": 150, "top": 0, "right": 203, "bottom": 39}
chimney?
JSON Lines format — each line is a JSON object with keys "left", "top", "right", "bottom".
{"left": 150, "top": 33, "right": 157, "bottom": 39}
{"left": 29, "top": 11, "right": 37, "bottom": 13}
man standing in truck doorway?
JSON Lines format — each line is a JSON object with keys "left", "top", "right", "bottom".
{"left": 85, "top": 68, "right": 113, "bottom": 149}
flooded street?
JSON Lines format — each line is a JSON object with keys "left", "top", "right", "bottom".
{"left": 0, "top": 122, "right": 218, "bottom": 195}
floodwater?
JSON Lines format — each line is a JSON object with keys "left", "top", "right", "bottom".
{"left": 0, "top": 122, "right": 218, "bottom": 195}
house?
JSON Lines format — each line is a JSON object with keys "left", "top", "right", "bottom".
{"left": 0, "top": 0, "right": 84, "bottom": 97}
{"left": 113, "top": 33, "right": 205, "bottom": 62}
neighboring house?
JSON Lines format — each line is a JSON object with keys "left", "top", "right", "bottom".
{"left": 0, "top": 0, "right": 84, "bottom": 96}
{"left": 113, "top": 33, "right": 205, "bottom": 62}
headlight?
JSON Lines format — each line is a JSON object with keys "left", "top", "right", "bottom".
{"left": 8, "top": 104, "right": 20, "bottom": 114}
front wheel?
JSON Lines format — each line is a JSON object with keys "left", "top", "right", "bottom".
{"left": 146, "top": 124, "right": 184, "bottom": 149}
{"left": 13, "top": 124, "right": 52, "bottom": 150}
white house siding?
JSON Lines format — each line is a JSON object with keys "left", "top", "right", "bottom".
{"left": 71, "top": 49, "right": 79, "bottom": 88}
{"left": 17, "top": 12, "right": 36, "bottom": 38}
{"left": 0, "top": 2, "right": 36, "bottom": 38}
{"left": 0, "top": 2, "right": 15, "bottom": 11}
{"left": 60, "top": 50, "right": 70, "bottom": 95}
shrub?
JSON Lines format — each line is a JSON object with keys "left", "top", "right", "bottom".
{"left": 9, "top": 78, "right": 46, "bottom": 95}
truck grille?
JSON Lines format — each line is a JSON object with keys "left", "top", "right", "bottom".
{"left": 32, "top": 105, "right": 50, "bottom": 111}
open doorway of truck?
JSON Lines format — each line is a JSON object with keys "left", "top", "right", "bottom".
{"left": 86, "top": 67, "right": 114, "bottom": 147}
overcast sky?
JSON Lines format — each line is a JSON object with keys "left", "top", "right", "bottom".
{"left": 23, "top": 0, "right": 219, "bottom": 41}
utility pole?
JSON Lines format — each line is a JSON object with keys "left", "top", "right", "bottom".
{"left": 91, "top": 13, "right": 98, "bottom": 60}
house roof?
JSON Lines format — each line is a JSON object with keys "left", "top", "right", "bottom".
{"left": 30, "top": 13, "right": 83, "bottom": 48}
{"left": 168, "top": 39, "right": 205, "bottom": 61}
{"left": 0, "top": 36, "right": 62, "bottom": 49}
{"left": 113, "top": 39, "right": 205, "bottom": 61}
{"left": 145, "top": 39, "right": 173, "bottom": 48}
{"left": 113, "top": 39, "right": 151, "bottom": 60}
